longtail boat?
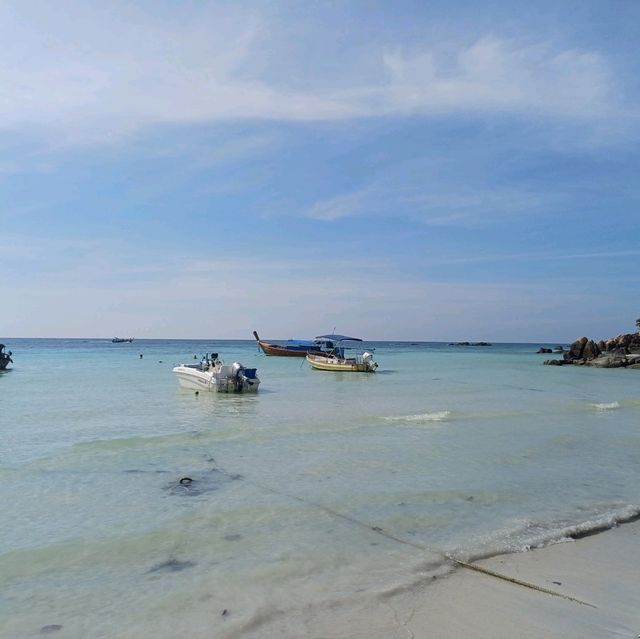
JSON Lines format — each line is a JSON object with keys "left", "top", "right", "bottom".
{"left": 253, "top": 331, "right": 326, "bottom": 357}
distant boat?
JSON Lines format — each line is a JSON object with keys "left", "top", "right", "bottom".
{"left": 0, "top": 344, "right": 13, "bottom": 370}
{"left": 253, "top": 331, "right": 326, "bottom": 357}
{"left": 173, "top": 353, "right": 260, "bottom": 393}
{"left": 112, "top": 337, "right": 134, "bottom": 343}
{"left": 306, "top": 334, "right": 378, "bottom": 372}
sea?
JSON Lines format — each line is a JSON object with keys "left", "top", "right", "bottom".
{"left": 1, "top": 338, "right": 639, "bottom": 638}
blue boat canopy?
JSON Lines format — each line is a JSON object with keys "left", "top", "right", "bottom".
{"left": 314, "top": 334, "right": 363, "bottom": 342}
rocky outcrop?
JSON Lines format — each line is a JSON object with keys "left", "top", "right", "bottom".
{"left": 544, "top": 332, "right": 640, "bottom": 368}
{"left": 537, "top": 347, "right": 552, "bottom": 353}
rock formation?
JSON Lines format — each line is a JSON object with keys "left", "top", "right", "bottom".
{"left": 544, "top": 332, "right": 640, "bottom": 368}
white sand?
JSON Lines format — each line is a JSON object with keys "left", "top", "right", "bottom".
{"left": 233, "top": 520, "right": 640, "bottom": 638}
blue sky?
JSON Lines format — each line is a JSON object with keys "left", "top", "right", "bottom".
{"left": 1, "top": 0, "right": 639, "bottom": 341}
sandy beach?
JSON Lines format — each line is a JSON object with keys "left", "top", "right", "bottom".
{"left": 398, "top": 520, "right": 640, "bottom": 639}
{"left": 237, "top": 520, "right": 640, "bottom": 638}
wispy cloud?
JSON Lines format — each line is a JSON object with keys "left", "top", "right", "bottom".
{"left": 423, "top": 248, "right": 640, "bottom": 266}
{"left": 304, "top": 189, "right": 374, "bottom": 221}
{"left": 1, "top": 251, "right": 627, "bottom": 341}
{"left": 295, "top": 183, "right": 553, "bottom": 226}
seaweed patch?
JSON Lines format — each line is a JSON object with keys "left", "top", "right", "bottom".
{"left": 148, "top": 558, "right": 196, "bottom": 573}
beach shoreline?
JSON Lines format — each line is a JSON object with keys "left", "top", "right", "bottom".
{"left": 234, "top": 519, "right": 640, "bottom": 638}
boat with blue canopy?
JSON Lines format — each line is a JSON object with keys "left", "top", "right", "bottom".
{"left": 306, "top": 334, "right": 378, "bottom": 372}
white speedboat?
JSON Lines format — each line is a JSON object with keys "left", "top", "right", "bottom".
{"left": 173, "top": 353, "right": 260, "bottom": 393}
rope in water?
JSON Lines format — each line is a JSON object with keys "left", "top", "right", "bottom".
{"left": 205, "top": 458, "right": 596, "bottom": 608}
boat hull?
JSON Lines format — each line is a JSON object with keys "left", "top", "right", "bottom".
{"left": 172, "top": 365, "right": 260, "bottom": 393}
{"left": 306, "top": 354, "right": 377, "bottom": 372}
{"left": 253, "top": 332, "right": 324, "bottom": 357}
{"left": 0, "top": 346, "right": 12, "bottom": 370}
{"left": 257, "top": 341, "right": 313, "bottom": 357}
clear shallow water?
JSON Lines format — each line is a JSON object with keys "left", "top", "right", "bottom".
{"left": 1, "top": 339, "right": 639, "bottom": 637}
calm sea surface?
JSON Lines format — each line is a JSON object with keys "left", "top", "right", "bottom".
{"left": 2, "top": 338, "right": 639, "bottom": 637}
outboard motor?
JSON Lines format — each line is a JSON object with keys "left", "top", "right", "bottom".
{"left": 362, "top": 352, "right": 377, "bottom": 371}
{"left": 230, "top": 362, "right": 243, "bottom": 391}
{"left": 231, "top": 362, "right": 243, "bottom": 378}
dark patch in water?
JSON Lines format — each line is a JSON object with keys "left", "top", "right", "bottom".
{"left": 222, "top": 533, "right": 242, "bottom": 541}
{"left": 40, "top": 625, "right": 63, "bottom": 634}
{"left": 164, "top": 469, "right": 241, "bottom": 497}
{"left": 148, "top": 558, "right": 196, "bottom": 573}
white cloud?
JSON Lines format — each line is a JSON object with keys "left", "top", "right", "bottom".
{"left": 0, "top": 3, "right": 629, "bottom": 145}
{"left": 378, "top": 38, "right": 614, "bottom": 118}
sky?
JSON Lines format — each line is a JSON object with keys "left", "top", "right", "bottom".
{"left": 1, "top": 0, "right": 639, "bottom": 341}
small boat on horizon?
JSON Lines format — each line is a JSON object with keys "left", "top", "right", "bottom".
{"left": 0, "top": 344, "right": 13, "bottom": 370}
{"left": 112, "top": 337, "right": 134, "bottom": 343}
{"left": 253, "top": 331, "right": 327, "bottom": 357}
{"left": 173, "top": 353, "right": 260, "bottom": 393}
{"left": 306, "top": 335, "right": 378, "bottom": 373}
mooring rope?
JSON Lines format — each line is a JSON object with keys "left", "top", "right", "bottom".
{"left": 448, "top": 557, "right": 596, "bottom": 607}
{"left": 203, "top": 456, "right": 596, "bottom": 608}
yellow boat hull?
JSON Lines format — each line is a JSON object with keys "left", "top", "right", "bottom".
{"left": 306, "top": 354, "right": 377, "bottom": 372}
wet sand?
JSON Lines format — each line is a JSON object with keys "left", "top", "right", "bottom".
{"left": 237, "top": 519, "right": 640, "bottom": 638}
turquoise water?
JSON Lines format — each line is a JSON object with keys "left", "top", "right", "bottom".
{"left": 2, "top": 339, "right": 639, "bottom": 637}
